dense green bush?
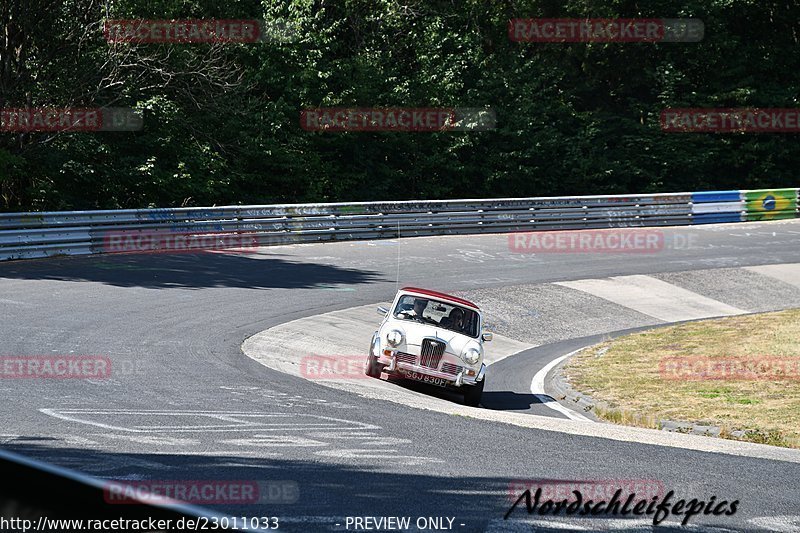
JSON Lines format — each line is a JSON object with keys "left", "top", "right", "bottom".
{"left": 1, "top": 0, "right": 797, "bottom": 211}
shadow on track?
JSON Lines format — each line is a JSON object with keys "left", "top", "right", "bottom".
{"left": 480, "top": 390, "right": 551, "bottom": 411}
{"left": 1, "top": 442, "right": 708, "bottom": 533}
{"left": 0, "top": 252, "right": 383, "bottom": 290}
{"left": 386, "top": 378, "right": 550, "bottom": 412}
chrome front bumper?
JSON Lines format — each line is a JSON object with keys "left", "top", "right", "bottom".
{"left": 378, "top": 351, "right": 484, "bottom": 387}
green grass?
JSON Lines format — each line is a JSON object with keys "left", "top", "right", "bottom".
{"left": 564, "top": 309, "right": 800, "bottom": 449}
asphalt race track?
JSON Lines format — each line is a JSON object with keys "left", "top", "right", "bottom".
{"left": 2, "top": 221, "right": 800, "bottom": 532}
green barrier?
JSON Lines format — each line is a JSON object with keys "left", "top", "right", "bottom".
{"left": 744, "top": 188, "right": 798, "bottom": 221}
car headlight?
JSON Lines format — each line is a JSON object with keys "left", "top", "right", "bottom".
{"left": 463, "top": 347, "right": 481, "bottom": 365}
{"left": 386, "top": 329, "right": 404, "bottom": 347}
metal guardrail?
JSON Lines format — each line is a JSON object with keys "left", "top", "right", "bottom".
{"left": 0, "top": 189, "right": 796, "bottom": 261}
{"left": 690, "top": 188, "right": 799, "bottom": 224}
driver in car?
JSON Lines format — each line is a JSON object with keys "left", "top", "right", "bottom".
{"left": 408, "top": 298, "right": 428, "bottom": 320}
{"left": 441, "top": 307, "right": 465, "bottom": 332}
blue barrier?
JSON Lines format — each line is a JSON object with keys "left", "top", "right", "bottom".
{"left": 692, "top": 212, "right": 744, "bottom": 224}
{"left": 691, "top": 191, "right": 742, "bottom": 203}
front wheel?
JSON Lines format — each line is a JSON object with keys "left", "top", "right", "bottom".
{"left": 463, "top": 377, "right": 485, "bottom": 407}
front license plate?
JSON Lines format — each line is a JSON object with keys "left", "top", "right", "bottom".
{"left": 402, "top": 370, "right": 449, "bottom": 387}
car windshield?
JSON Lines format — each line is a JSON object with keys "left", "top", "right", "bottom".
{"left": 393, "top": 295, "right": 479, "bottom": 337}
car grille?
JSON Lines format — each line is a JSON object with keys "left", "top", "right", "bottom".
{"left": 420, "top": 339, "right": 446, "bottom": 369}
{"left": 441, "top": 362, "right": 462, "bottom": 376}
{"left": 396, "top": 352, "right": 416, "bottom": 365}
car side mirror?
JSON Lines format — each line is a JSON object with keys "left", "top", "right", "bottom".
{"left": 377, "top": 306, "right": 389, "bottom": 316}
{"left": 481, "top": 332, "right": 493, "bottom": 342}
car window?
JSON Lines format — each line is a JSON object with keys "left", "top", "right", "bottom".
{"left": 392, "top": 295, "right": 479, "bottom": 337}
{"left": 394, "top": 295, "right": 418, "bottom": 317}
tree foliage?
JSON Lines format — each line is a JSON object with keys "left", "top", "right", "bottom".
{"left": 1, "top": 0, "right": 798, "bottom": 211}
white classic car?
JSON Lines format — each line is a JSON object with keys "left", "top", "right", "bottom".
{"left": 365, "top": 286, "right": 491, "bottom": 407}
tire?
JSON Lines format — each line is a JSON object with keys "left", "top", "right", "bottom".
{"left": 463, "top": 377, "right": 485, "bottom": 407}
{"left": 364, "top": 338, "right": 383, "bottom": 378}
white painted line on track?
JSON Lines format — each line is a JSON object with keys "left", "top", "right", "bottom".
{"left": 163, "top": 451, "right": 283, "bottom": 458}
{"left": 96, "top": 434, "right": 199, "bottom": 445}
{"left": 745, "top": 263, "right": 800, "bottom": 290}
{"left": 219, "top": 436, "right": 327, "bottom": 447}
{"left": 530, "top": 349, "right": 592, "bottom": 422}
{"left": 313, "top": 449, "right": 444, "bottom": 465}
{"left": 40, "top": 409, "right": 446, "bottom": 464}
{"left": 39, "top": 409, "right": 379, "bottom": 433}
{"left": 555, "top": 275, "right": 747, "bottom": 322}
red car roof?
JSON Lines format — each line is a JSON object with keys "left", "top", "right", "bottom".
{"left": 400, "top": 286, "right": 480, "bottom": 310}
